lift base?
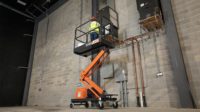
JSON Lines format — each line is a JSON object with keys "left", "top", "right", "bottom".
{"left": 70, "top": 94, "right": 118, "bottom": 109}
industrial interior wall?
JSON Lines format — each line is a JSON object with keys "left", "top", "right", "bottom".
{"left": 28, "top": 0, "right": 91, "bottom": 106}
{"left": 172, "top": 0, "right": 200, "bottom": 108}
{"left": 103, "top": 0, "right": 180, "bottom": 107}
{"left": 28, "top": 0, "right": 199, "bottom": 108}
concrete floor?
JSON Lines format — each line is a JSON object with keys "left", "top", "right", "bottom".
{"left": 0, "top": 107, "right": 200, "bottom": 112}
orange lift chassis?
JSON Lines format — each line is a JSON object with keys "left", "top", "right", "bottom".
{"left": 70, "top": 6, "right": 119, "bottom": 109}
{"left": 70, "top": 48, "right": 118, "bottom": 109}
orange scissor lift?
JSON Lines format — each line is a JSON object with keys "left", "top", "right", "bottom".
{"left": 70, "top": 6, "right": 119, "bottom": 109}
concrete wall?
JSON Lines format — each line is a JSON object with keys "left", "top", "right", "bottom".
{"left": 108, "top": 0, "right": 179, "bottom": 107}
{"left": 172, "top": 0, "right": 200, "bottom": 108}
{"left": 28, "top": 0, "right": 200, "bottom": 108}
{"left": 28, "top": 0, "right": 91, "bottom": 106}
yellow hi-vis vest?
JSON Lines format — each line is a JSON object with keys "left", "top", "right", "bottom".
{"left": 89, "top": 21, "right": 100, "bottom": 33}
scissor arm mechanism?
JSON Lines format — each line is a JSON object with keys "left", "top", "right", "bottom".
{"left": 80, "top": 49, "right": 109, "bottom": 98}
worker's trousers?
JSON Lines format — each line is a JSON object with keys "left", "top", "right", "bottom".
{"left": 90, "top": 32, "right": 99, "bottom": 41}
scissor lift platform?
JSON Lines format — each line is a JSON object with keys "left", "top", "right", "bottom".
{"left": 74, "top": 6, "right": 118, "bottom": 57}
{"left": 74, "top": 36, "right": 115, "bottom": 57}
{"left": 71, "top": 6, "right": 119, "bottom": 109}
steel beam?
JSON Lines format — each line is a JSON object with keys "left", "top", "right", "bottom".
{"left": 0, "top": 2, "right": 34, "bottom": 19}
{"left": 26, "top": 9, "right": 37, "bottom": 18}
{"left": 33, "top": 4, "right": 45, "bottom": 13}
{"left": 37, "top": 0, "right": 69, "bottom": 21}
{"left": 160, "top": 0, "right": 195, "bottom": 108}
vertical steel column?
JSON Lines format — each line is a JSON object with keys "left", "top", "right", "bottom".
{"left": 22, "top": 20, "right": 38, "bottom": 105}
{"left": 91, "top": 0, "right": 100, "bottom": 86}
{"left": 160, "top": 0, "right": 195, "bottom": 108}
{"left": 92, "top": 0, "right": 99, "bottom": 17}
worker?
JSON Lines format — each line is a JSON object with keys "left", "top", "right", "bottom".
{"left": 89, "top": 16, "right": 100, "bottom": 41}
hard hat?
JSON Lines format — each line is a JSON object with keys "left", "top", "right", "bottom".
{"left": 91, "top": 16, "right": 97, "bottom": 21}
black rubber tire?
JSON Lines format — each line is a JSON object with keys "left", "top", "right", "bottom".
{"left": 85, "top": 102, "right": 89, "bottom": 108}
{"left": 70, "top": 103, "right": 73, "bottom": 108}
{"left": 112, "top": 102, "right": 118, "bottom": 109}
{"left": 98, "top": 101, "right": 104, "bottom": 109}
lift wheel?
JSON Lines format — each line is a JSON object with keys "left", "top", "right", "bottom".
{"left": 70, "top": 95, "right": 118, "bottom": 109}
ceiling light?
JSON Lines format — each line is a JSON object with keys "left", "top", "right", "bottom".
{"left": 17, "top": 0, "right": 27, "bottom": 6}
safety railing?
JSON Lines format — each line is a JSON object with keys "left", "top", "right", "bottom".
{"left": 74, "top": 6, "right": 119, "bottom": 50}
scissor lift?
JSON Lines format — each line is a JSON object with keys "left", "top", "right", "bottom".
{"left": 70, "top": 6, "right": 119, "bottom": 109}
{"left": 71, "top": 49, "right": 118, "bottom": 109}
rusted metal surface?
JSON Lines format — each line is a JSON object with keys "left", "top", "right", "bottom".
{"left": 136, "top": 40, "right": 147, "bottom": 107}
{"left": 113, "top": 30, "right": 161, "bottom": 46}
{"left": 131, "top": 40, "right": 140, "bottom": 107}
